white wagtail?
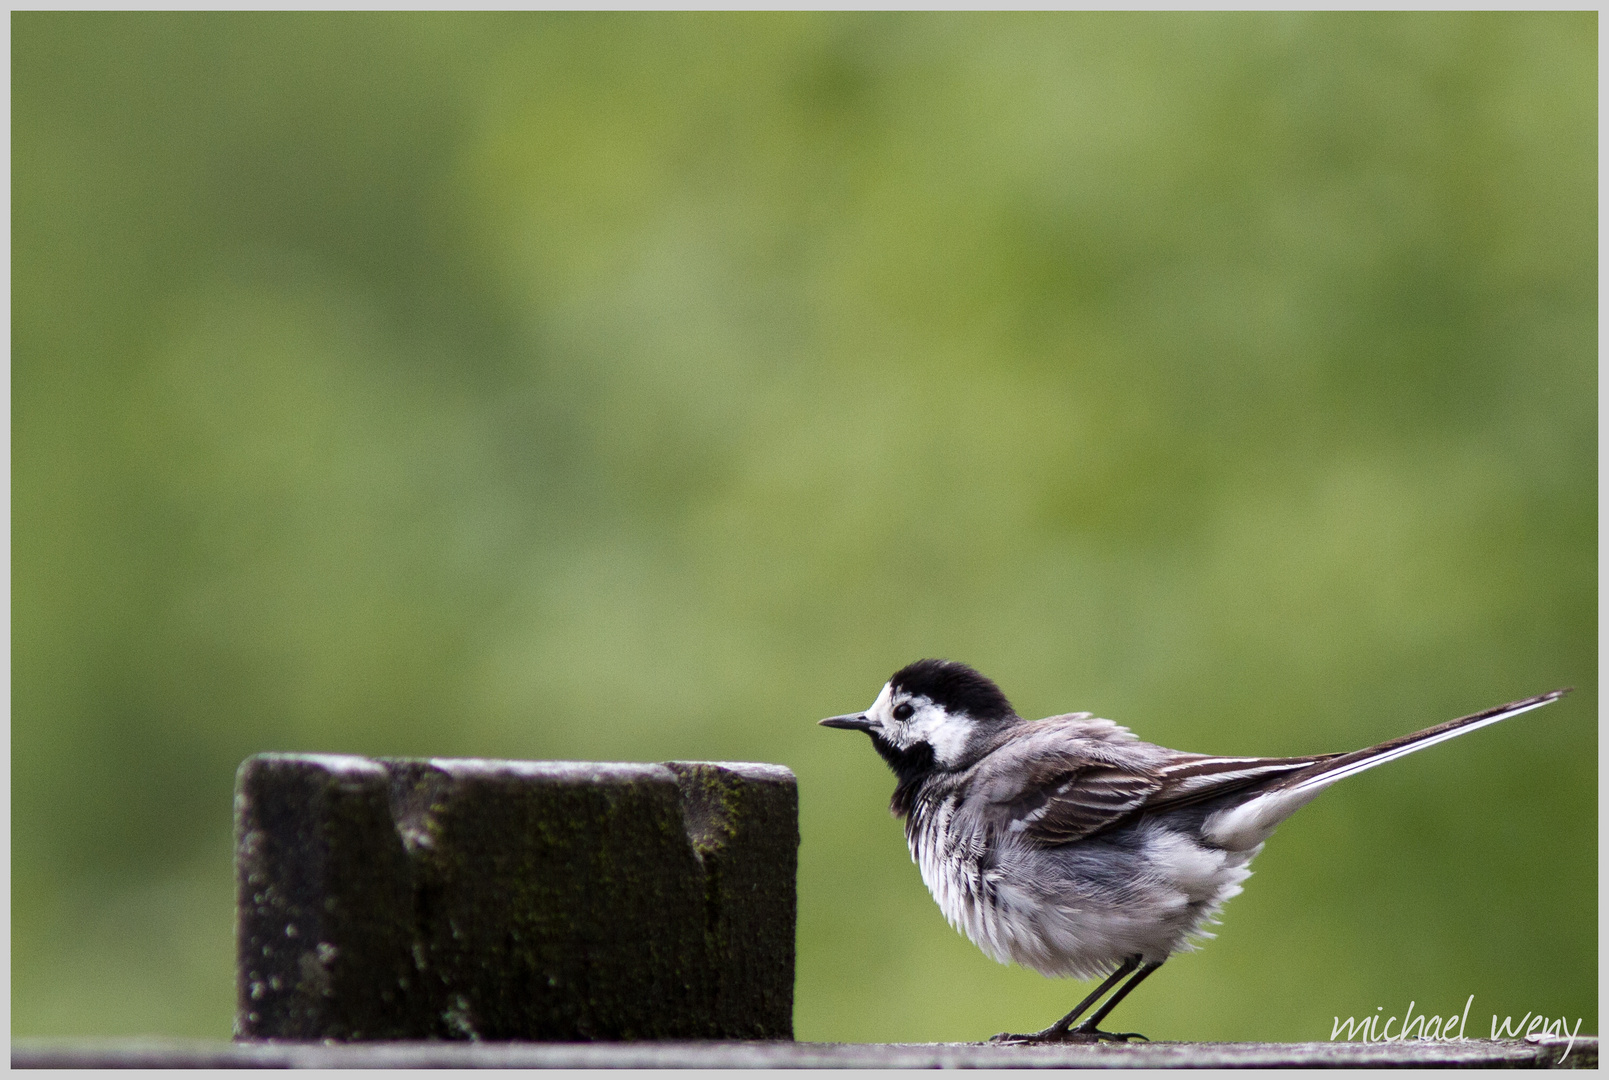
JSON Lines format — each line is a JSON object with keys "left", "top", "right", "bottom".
{"left": 820, "top": 658, "right": 1568, "bottom": 1044}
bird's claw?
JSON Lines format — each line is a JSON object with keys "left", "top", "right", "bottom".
{"left": 1080, "top": 1028, "right": 1149, "bottom": 1043}
{"left": 988, "top": 1028, "right": 1149, "bottom": 1045}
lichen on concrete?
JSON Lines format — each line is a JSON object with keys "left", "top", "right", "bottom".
{"left": 234, "top": 754, "right": 798, "bottom": 1042}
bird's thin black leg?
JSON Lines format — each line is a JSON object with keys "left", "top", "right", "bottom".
{"left": 989, "top": 956, "right": 1139, "bottom": 1044}
{"left": 1065, "top": 959, "right": 1164, "bottom": 1042}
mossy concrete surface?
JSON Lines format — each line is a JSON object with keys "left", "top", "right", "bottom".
{"left": 234, "top": 754, "right": 797, "bottom": 1041}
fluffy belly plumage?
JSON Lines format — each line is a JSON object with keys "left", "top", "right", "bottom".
{"left": 910, "top": 812, "right": 1260, "bottom": 980}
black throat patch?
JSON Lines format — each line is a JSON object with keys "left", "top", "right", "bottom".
{"left": 869, "top": 731, "right": 936, "bottom": 818}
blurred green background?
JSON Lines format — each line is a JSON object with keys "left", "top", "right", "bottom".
{"left": 13, "top": 12, "right": 1595, "bottom": 1042}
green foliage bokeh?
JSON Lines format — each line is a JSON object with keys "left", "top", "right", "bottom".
{"left": 13, "top": 12, "right": 1595, "bottom": 1041}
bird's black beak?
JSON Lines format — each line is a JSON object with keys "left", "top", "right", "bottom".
{"left": 819, "top": 712, "right": 874, "bottom": 731}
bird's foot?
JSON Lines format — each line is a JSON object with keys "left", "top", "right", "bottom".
{"left": 989, "top": 1026, "right": 1149, "bottom": 1045}
{"left": 1072, "top": 1027, "right": 1149, "bottom": 1043}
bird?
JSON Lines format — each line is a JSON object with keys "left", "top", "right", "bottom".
{"left": 819, "top": 658, "right": 1569, "bottom": 1044}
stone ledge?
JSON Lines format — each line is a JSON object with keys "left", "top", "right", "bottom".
{"left": 11, "top": 1037, "right": 1597, "bottom": 1069}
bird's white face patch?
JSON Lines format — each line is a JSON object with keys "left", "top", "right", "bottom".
{"left": 865, "top": 682, "right": 978, "bottom": 768}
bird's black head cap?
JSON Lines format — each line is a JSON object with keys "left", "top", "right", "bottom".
{"left": 890, "top": 658, "right": 1016, "bottom": 723}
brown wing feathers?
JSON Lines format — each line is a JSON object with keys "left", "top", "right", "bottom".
{"left": 1001, "top": 756, "right": 1326, "bottom": 845}
{"left": 979, "top": 690, "right": 1569, "bottom": 849}
{"left": 992, "top": 758, "right": 1162, "bottom": 844}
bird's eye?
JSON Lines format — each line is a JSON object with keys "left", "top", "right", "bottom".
{"left": 892, "top": 702, "right": 914, "bottom": 721}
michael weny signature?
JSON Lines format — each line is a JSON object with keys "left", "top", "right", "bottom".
{"left": 1329, "top": 996, "right": 1587, "bottom": 1064}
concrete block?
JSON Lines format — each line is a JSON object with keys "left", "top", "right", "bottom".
{"left": 234, "top": 754, "right": 797, "bottom": 1041}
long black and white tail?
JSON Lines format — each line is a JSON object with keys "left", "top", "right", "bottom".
{"left": 1202, "top": 689, "right": 1570, "bottom": 851}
